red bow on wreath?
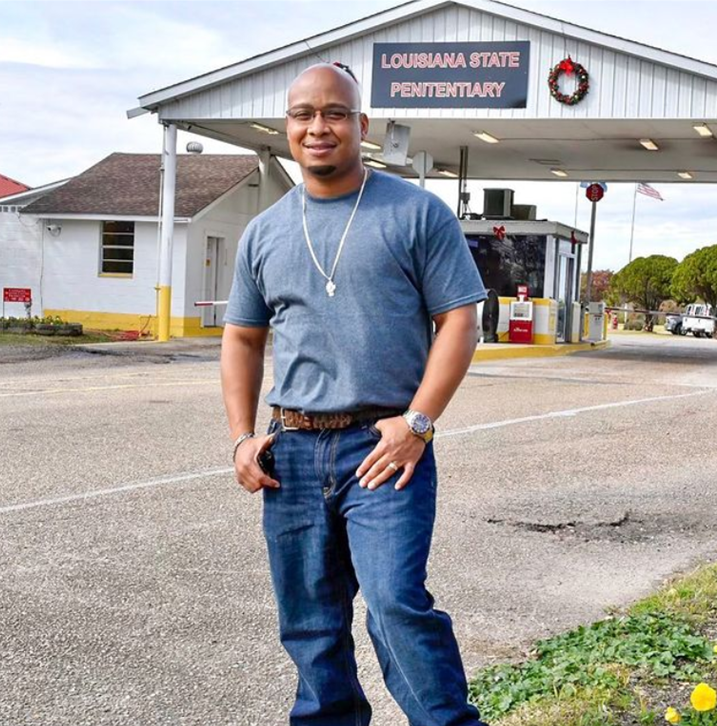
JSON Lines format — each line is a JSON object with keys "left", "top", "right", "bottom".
{"left": 559, "top": 56, "right": 575, "bottom": 76}
{"left": 493, "top": 225, "right": 506, "bottom": 241}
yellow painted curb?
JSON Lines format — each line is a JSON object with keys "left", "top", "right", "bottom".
{"left": 44, "top": 309, "right": 224, "bottom": 339}
{"left": 472, "top": 340, "right": 611, "bottom": 363}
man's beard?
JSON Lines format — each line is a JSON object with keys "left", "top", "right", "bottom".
{"left": 307, "top": 165, "right": 337, "bottom": 177}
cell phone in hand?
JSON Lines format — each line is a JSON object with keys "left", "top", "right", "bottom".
{"left": 258, "top": 449, "right": 275, "bottom": 475}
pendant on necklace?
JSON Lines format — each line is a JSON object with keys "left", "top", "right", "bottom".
{"left": 326, "top": 280, "right": 336, "bottom": 297}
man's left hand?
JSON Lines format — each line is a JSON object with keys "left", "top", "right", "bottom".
{"left": 356, "top": 416, "right": 426, "bottom": 491}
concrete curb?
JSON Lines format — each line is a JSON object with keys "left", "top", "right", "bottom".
{"left": 472, "top": 339, "right": 611, "bottom": 362}
{"left": 73, "top": 337, "right": 611, "bottom": 363}
{"left": 73, "top": 337, "right": 223, "bottom": 359}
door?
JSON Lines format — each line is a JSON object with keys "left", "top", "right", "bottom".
{"left": 555, "top": 254, "right": 574, "bottom": 343}
{"left": 202, "top": 236, "right": 224, "bottom": 327}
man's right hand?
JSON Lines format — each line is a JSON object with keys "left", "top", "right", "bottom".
{"left": 233, "top": 434, "right": 280, "bottom": 493}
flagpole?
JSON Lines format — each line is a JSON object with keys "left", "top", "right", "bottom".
{"left": 573, "top": 182, "right": 579, "bottom": 227}
{"left": 628, "top": 183, "right": 638, "bottom": 264}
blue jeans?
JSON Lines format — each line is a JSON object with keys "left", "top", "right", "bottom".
{"left": 262, "top": 419, "right": 487, "bottom": 726}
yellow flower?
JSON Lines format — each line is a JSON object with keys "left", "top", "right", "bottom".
{"left": 690, "top": 682, "right": 717, "bottom": 712}
{"left": 713, "top": 643, "right": 717, "bottom": 655}
{"left": 664, "top": 706, "right": 681, "bottom": 723}
{"left": 667, "top": 588, "right": 679, "bottom": 597}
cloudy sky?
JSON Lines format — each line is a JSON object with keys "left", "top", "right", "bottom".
{"left": 2, "top": 0, "right": 717, "bottom": 271}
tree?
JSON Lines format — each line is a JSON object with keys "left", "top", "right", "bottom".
{"left": 671, "top": 244, "right": 717, "bottom": 309}
{"left": 610, "top": 255, "right": 678, "bottom": 331}
{"left": 580, "top": 270, "right": 614, "bottom": 302}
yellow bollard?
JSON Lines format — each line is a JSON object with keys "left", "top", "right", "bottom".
{"left": 157, "top": 285, "right": 172, "bottom": 342}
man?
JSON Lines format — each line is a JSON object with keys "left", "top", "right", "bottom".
{"left": 221, "top": 63, "right": 488, "bottom": 726}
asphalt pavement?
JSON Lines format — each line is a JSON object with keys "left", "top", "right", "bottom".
{"left": 1, "top": 332, "right": 716, "bottom": 726}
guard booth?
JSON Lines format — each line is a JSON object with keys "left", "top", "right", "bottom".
{"left": 461, "top": 189, "right": 587, "bottom": 343}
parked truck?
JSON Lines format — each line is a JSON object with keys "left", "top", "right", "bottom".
{"left": 681, "top": 303, "right": 715, "bottom": 338}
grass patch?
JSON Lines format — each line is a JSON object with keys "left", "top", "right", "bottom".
{"left": 489, "top": 679, "right": 630, "bottom": 726}
{"left": 0, "top": 330, "right": 117, "bottom": 346}
{"left": 630, "top": 563, "right": 717, "bottom": 624}
{"left": 469, "top": 563, "right": 717, "bottom": 725}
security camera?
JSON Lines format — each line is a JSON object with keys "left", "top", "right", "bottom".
{"left": 46, "top": 224, "right": 61, "bottom": 235}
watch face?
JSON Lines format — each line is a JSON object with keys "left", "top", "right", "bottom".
{"left": 410, "top": 412, "right": 432, "bottom": 435}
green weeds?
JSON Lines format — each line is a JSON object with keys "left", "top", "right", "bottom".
{"left": 468, "top": 564, "right": 717, "bottom": 725}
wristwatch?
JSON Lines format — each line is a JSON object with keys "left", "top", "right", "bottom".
{"left": 402, "top": 410, "right": 434, "bottom": 443}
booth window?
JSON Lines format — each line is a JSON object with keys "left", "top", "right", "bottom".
{"left": 466, "top": 234, "right": 546, "bottom": 297}
{"left": 101, "top": 221, "right": 134, "bottom": 275}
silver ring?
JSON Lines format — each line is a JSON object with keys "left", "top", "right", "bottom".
{"left": 387, "top": 461, "right": 399, "bottom": 472}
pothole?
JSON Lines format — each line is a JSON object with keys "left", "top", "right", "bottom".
{"left": 485, "top": 511, "right": 665, "bottom": 543}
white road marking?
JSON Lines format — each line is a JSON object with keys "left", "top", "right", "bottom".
{"left": 0, "top": 371, "right": 156, "bottom": 387}
{"left": 0, "top": 370, "right": 274, "bottom": 396}
{"left": 436, "top": 389, "right": 713, "bottom": 438}
{"left": 0, "top": 379, "right": 217, "bottom": 398}
{"left": 0, "top": 467, "right": 234, "bottom": 514}
{"left": 2, "top": 389, "right": 713, "bottom": 515}
{"left": 671, "top": 381, "right": 717, "bottom": 390}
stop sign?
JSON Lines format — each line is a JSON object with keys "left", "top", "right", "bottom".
{"left": 585, "top": 183, "right": 605, "bottom": 202}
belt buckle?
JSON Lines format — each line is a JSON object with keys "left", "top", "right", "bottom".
{"left": 280, "top": 407, "right": 301, "bottom": 431}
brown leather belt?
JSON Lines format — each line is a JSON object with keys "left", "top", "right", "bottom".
{"left": 271, "top": 406, "right": 403, "bottom": 431}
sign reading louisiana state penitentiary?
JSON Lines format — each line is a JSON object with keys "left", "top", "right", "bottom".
{"left": 371, "top": 42, "right": 530, "bottom": 109}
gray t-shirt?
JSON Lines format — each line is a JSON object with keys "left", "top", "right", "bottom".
{"left": 224, "top": 170, "right": 486, "bottom": 413}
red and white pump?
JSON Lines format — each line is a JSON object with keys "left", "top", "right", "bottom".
{"left": 508, "top": 285, "right": 534, "bottom": 344}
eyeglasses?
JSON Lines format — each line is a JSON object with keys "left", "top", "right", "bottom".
{"left": 286, "top": 106, "right": 361, "bottom": 124}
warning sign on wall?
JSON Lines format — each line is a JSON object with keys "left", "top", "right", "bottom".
{"left": 3, "top": 287, "right": 32, "bottom": 303}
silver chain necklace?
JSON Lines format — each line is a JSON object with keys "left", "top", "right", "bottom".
{"left": 301, "top": 168, "right": 368, "bottom": 297}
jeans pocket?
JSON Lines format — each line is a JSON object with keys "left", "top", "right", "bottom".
{"left": 366, "top": 422, "right": 382, "bottom": 440}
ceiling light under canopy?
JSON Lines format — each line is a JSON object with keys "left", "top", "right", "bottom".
{"left": 473, "top": 131, "right": 500, "bottom": 144}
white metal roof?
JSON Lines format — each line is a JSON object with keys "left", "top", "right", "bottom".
{"left": 131, "top": 0, "right": 717, "bottom": 184}
{"left": 136, "top": 0, "right": 717, "bottom": 109}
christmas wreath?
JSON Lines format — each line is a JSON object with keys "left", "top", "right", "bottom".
{"left": 548, "top": 56, "right": 589, "bottom": 106}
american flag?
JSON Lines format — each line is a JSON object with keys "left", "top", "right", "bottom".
{"left": 637, "top": 183, "right": 664, "bottom": 201}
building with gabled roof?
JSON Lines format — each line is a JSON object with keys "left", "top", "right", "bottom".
{"left": 7, "top": 153, "right": 292, "bottom": 334}
{"left": 0, "top": 173, "right": 30, "bottom": 199}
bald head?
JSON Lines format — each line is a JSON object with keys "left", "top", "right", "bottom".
{"left": 287, "top": 64, "right": 362, "bottom": 110}
{"left": 285, "top": 63, "right": 369, "bottom": 196}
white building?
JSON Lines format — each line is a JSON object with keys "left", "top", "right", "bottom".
{"left": 10, "top": 153, "right": 292, "bottom": 336}
{"left": 1, "top": 180, "right": 69, "bottom": 319}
